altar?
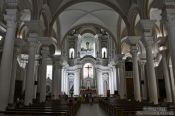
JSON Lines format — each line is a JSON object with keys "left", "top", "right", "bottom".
{"left": 80, "top": 88, "right": 97, "bottom": 95}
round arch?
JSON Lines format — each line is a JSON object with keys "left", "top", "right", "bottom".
{"left": 80, "top": 56, "right": 96, "bottom": 67}
{"left": 61, "top": 23, "right": 118, "bottom": 50}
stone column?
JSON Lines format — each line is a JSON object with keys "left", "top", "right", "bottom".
{"left": 128, "top": 36, "right": 141, "bottom": 102}
{"left": 140, "top": 20, "right": 158, "bottom": 104}
{"left": 118, "top": 55, "right": 126, "bottom": 99}
{"left": 115, "top": 65, "right": 120, "bottom": 94}
{"left": 22, "top": 65, "right": 27, "bottom": 95}
{"left": 169, "top": 63, "right": 175, "bottom": 102}
{"left": 161, "top": 48, "right": 172, "bottom": 102}
{"left": 139, "top": 60, "right": 148, "bottom": 100}
{"left": 164, "top": 0, "right": 175, "bottom": 79}
{"left": 24, "top": 35, "right": 38, "bottom": 105}
{"left": 0, "top": 9, "right": 17, "bottom": 110}
{"left": 131, "top": 47, "right": 141, "bottom": 101}
{"left": 33, "top": 61, "right": 39, "bottom": 100}
{"left": 37, "top": 63, "right": 42, "bottom": 100}
{"left": 8, "top": 48, "right": 20, "bottom": 105}
{"left": 40, "top": 46, "right": 50, "bottom": 102}
{"left": 52, "top": 56, "right": 62, "bottom": 99}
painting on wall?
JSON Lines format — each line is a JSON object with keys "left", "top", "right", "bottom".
{"left": 80, "top": 33, "right": 96, "bottom": 58}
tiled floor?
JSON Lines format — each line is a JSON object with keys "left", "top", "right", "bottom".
{"left": 76, "top": 104, "right": 109, "bottom": 116}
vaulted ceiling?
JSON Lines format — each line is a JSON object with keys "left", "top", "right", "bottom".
{"left": 0, "top": 0, "right": 166, "bottom": 56}
{"left": 58, "top": 2, "right": 120, "bottom": 40}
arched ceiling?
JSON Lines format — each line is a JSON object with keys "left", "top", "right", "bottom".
{"left": 58, "top": 2, "right": 121, "bottom": 41}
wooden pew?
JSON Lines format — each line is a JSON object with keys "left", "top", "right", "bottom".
{"left": 99, "top": 98, "right": 143, "bottom": 116}
{"left": 100, "top": 98, "right": 175, "bottom": 116}
{"left": 0, "top": 98, "right": 81, "bottom": 116}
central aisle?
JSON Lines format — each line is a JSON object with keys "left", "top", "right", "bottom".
{"left": 76, "top": 104, "right": 109, "bottom": 116}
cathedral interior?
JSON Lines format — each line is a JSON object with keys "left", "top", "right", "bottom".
{"left": 0, "top": 0, "right": 175, "bottom": 115}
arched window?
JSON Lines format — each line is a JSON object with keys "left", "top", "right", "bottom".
{"left": 102, "top": 47, "right": 107, "bottom": 58}
{"left": 69, "top": 48, "right": 75, "bottom": 59}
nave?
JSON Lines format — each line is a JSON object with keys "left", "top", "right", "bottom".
{"left": 76, "top": 104, "right": 108, "bottom": 116}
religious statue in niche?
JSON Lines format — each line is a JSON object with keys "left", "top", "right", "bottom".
{"left": 69, "top": 85, "right": 74, "bottom": 97}
{"left": 71, "top": 51, "right": 73, "bottom": 59}
{"left": 86, "top": 42, "right": 90, "bottom": 50}
{"left": 103, "top": 51, "right": 106, "bottom": 59}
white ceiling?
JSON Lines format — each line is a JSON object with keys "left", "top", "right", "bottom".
{"left": 58, "top": 2, "right": 120, "bottom": 40}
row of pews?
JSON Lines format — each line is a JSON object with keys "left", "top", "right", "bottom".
{"left": 99, "top": 98, "right": 175, "bottom": 116}
{"left": 0, "top": 98, "right": 81, "bottom": 116}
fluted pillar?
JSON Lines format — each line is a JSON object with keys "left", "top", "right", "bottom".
{"left": 8, "top": 48, "right": 20, "bottom": 105}
{"left": 140, "top": 20, "right": 158, "bottom": 104}
{"left": 161, "top": 48, "right": 172, "bottom": 102}
{"left": 24, "top": 35, "right": 39, "bottom": 105}
{"left": 0, "top": 9, "right": 17, "bottom": 110}
{"left": 39, "top": 46, "right": 50, "bottom": 102}
{"left": 52, "top": 56, "right": 62, "bottom": 99}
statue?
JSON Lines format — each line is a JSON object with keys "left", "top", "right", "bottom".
{"left": 86, "top": 42, "right": 90, "bottom": 50}
{"left": 103, "top": 51, "right": 106, "bottom": 59}
{"left": 69, "top": 85, "right": 74, "bottom": 97}
{"left": 71, "top": 51, "right": 73, "bottom": 59}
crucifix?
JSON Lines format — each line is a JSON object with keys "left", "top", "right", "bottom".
{"left": 85, "top": 65, "right": 92, "bottom": 78}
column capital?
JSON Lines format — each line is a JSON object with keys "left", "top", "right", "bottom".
{"left": 127, "top": 36, "right": 141, "bottom": 45}
{"left": 41, "top": 46, "right": 50, "bottom": 58}
{"left": 130, "top": 46, "right": 139, "bottom": 56}
{"left": 139, "top": 60, "right": 146, "bottom": 66}
{"left": 164, "top": 0, "right": 175, "bottom": 7}
{"left": 5, "top": 0, "right": 17, "bottom": 8}
{"left": 4, "top": 9, "right": 17, "bottom": 27}
{"left": 25, "top": 20, "right": 44, "bottom": 34}
{"left": 140, "top": 20, "right": 156, "bottom": 36}
{"left": 164, "top": 9, "right": 175, "bottom": 26}
{"left": 28, "top": 35, "right": 39, "bottom": 48}
{"left": 142, "top": 36, "right": 154, "bottom": 47}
